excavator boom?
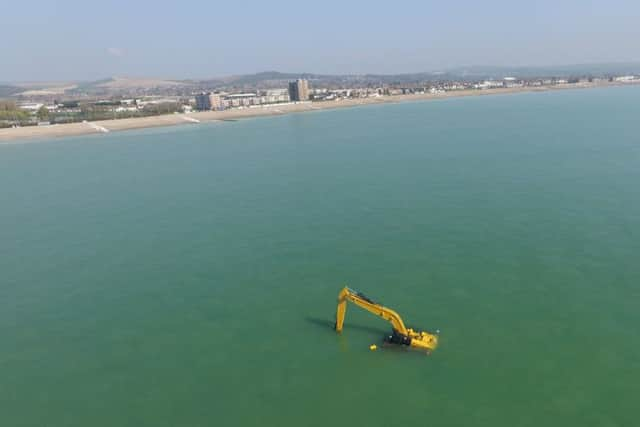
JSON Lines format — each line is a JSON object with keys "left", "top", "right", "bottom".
{"left": 334, "top": 286, "right": 438, "bottom": 353}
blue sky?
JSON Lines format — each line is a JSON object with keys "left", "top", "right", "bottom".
{"left": 4, "top": 0, "right": 640, "bottom": 81}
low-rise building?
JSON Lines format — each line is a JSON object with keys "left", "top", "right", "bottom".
{"left": 18, "top": 103, "right": 44, "bottom": 111}
{"left": 615, "top": 75, "right": 636, "bottom": 82}
{"left": 226, "top": 93, "right": 260, "bottom": 107}
{"left": 475, "top": 80, "right": 504, "bottom": 89}
{"left": 264, "top": 89, "right": 289, "bottom": 103}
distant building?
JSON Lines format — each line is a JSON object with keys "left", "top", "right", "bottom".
{"left": 288, "top": 79, "right": 310, "bottom": 101}
{"left": 265, "top": 88, "right": 290, "bottom": 103}
{"left": 18, "top": 103, "right": 44, "bottom": 111}
{"left": 226, "top": 93, "right": 259, "bottom": 108}
{"left": 615, "top": 75, "right": 636, "bottom": 82}
{"left": 195, "top": 92, "right": 211, "bottom": 110}
{"left": 210, "top": 94, "right": 222, "bottom": 110}
{"left": 195, "top": 92, "right": 222, "bottom": 111}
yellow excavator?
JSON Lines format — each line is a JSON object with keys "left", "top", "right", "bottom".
{"left": 335, "top": 286, "right": 439, "bottom": 354}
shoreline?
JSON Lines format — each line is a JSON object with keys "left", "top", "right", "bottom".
{"left": 0, "top": 81, "right": 637, "bottom": 143}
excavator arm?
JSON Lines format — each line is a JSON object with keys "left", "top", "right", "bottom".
{"left": 335, "top": 287, "right": 408, "bottom": 334}
{"left": 334, "top": 286, "right": 438, "bottom": 353}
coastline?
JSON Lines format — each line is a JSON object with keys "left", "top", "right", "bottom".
{"left": 0, "top": 81, "right": 637, "bottom": 143}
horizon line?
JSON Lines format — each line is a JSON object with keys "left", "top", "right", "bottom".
{"left": 4, "top": 60, "right": 640, "bottom": 85}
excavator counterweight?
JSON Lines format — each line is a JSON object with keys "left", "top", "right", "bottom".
{"left": 334, "top": 286, "right": 439, "bottom": 354}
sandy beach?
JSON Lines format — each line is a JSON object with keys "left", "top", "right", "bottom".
{"left": 0, "top": 81, "right": 636, "bottom": 143}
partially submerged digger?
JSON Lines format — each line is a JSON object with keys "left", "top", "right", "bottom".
{"left": 334, "top": 287, "right": 439, "bottom": 354}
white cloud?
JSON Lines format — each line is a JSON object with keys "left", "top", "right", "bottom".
{"left": 107, "top": 47, "right": 125, "bottom": 57}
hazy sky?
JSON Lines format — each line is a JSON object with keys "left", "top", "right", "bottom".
{"left": 3, "top": 0, "right": 640, "bottom": 81}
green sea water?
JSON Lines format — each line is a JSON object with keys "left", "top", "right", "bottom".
{"left": 1, "top": 86, "right": 640, "bottom": 427}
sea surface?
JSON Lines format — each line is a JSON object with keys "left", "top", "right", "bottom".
{"left": 1, "top": 86, "right": 639, "bottom": 427}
